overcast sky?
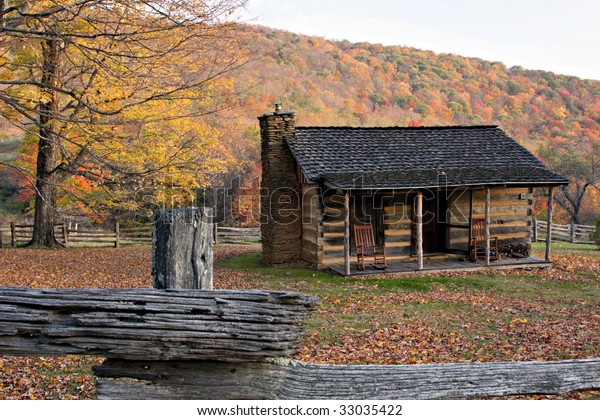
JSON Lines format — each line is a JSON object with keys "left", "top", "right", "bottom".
{"left": 241, "top": 0, "right": 600, "bottom": 81}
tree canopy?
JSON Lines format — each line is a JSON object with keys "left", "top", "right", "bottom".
{"left": 0, "top": 0, "right": 248, "bottom": 245}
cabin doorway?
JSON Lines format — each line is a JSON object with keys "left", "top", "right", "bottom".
{"left": 413, "top": 190, "right": 447, "bottom": 255}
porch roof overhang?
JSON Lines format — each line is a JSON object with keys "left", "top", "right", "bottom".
{"left": 319, "top": 167, "right": 569, "bottom": 191}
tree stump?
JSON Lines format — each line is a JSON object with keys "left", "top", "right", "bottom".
{"left": 152, "top": 208, "right": 213, "bottom": 289}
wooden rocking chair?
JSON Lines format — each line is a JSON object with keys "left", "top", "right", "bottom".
{"left": 470, "top": 218, "right": 499, "bottom": 261}
{"left": 354, "top": 224, "right": 387, "bottom": 270}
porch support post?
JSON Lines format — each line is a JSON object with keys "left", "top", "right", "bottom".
{"left": 545, "top": 187, "right": 554, "bottom": 262}
{"left": 416, "top": 190, "right": 424, "bottom": 270}
{"left": 344, "top": 190, "right": 351, "bottom": 276}
{"left": 485, "top": 187, "right": 491, "bottom": 266}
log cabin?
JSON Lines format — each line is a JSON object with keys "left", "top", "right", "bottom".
{"left": 258, "top": 106, "right": 568, "bottom": 275}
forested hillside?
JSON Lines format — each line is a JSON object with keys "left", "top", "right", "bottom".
{"left": 229, "top": 26, "right": 600, "bottom": 224}
{"left": 2, "top": 25, "right": 599, "bottom": 225}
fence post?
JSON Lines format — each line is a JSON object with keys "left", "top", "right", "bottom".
{"left": 114, "top": 221, "right": 120, "bottom": 249}
{"left": 152, "top": 208, "right": 213, "bottom": 290}
{"left": 570, "top": 222, "right": 575, "bottom": 243}
{"left": 545, "top": 188, "right": 554, "bottom": 262}
{"left": 62, "top": 224, "right": 69, "bottom": 247}
{"left": 213, "top": 222, "right": 218, "bottom": 245}
{"left": 10, "top": 222, "right": 16, "bottom": 247}
{"left": 532, "top": 218, "right": 537, "bottom": 242}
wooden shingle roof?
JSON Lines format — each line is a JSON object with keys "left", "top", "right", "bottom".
{"left": 287, "top": 125, "right": 568, "bottom": 189}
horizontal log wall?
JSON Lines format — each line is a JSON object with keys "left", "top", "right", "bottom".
{"left": 318, "top": 187, "right": 534, "bottom": 267}
{"left": 318, "top": 192, "right": 346, "bottom": 268}
{"left": 448, "top": 187, "right": 533, "bottom": 253}
{"left": 0, "top": 287, "right": 318, "bottom": 362}
{"left": 383, "top": 194, "right": 412, "bottom": 259}
{"left": 94, "top": 358, "right": 600, "bottom": 400}
{"left": 301, "top": 185, "right": 321, "bottom": 265}
{"left": 319, "top": 191, "right": 415, "bottom": 267}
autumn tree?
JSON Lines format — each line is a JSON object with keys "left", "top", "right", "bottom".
{"left": 0, "top": 0, "right": 248, "bottom": 246}
{"left": 538, "top": 138, "right": 600, "bottom": 224}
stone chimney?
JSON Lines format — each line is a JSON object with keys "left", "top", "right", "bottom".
{"left": 258, "top": 104, "right": 302, "bottom": 265}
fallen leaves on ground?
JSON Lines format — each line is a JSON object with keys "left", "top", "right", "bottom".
{"left": 0, "top": 247, "right": 152, "bottom": 289}
{"left": 0, "top": 244, "right": 598, "bottom": 399}
{"left": 296, "top": 288, "right": 600, "bottom": 366}
{"left": 0, "top": 244, "right": 253, "bottom": 399}
{"left": 0, "top": 356, "right": 99, "bottom": 400}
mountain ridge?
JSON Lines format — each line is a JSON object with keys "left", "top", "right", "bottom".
{"left": 236, "top": 25, "right": 599, "bottom": 148}
{"left": 226, "top": 25, "right": 599, "bottom": 223}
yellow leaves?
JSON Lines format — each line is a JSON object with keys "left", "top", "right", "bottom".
{"left": 2, "top": 0, "right": 248, "bottom": 218}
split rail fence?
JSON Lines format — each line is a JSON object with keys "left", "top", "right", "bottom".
{"left": 532, "top": 219, "right": 596, "bottom": 244}
{"left": 0, "top": 286, "right": 598, "bottom": 400}
{"left": 0, "top": 223, "right": 260, "bottom": 248}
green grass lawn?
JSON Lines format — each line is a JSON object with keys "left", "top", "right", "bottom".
{"left": 532, "top": 240, "right": 599, "bottom": 257}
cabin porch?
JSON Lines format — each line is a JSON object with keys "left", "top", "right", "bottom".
{"left": 327, "top": 185, "right": 558, "bottom": 276}
{"left": 329, "top": 254, "right": 551, "bottom": 277}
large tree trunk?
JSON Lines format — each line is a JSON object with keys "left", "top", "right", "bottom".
{"left": 30, "top": 38, "right": 61, "bottom": 247}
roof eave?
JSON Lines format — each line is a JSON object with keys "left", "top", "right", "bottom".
{"left": 322, "top": 179, "right": 569, "bottom": 191}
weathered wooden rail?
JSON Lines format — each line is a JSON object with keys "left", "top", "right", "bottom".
{"left": 533, "top": 219, "right": 596, "bottom": 244}
{"left": 7, "top": 223, "right": 68, "bottom": 247}
{"left": 1, "top": 223, "right": 259, "bottom": 248}
{"left": 0, "top": 287, "right": 317, "bottom": 362}
{"left": 4, "top": 222, "right": 135, "bottom": 248}
{"left": 0, "top": 286, "right": 598, "bottom": 400}
{"left": 214, "top": 226, "right": 261, "bottom": 244}
{"left": 94, "top": 358, "right": 600, "bottom": 400}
